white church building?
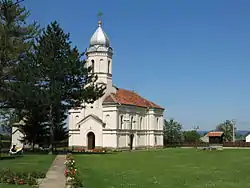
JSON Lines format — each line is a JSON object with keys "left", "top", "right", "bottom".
{"left": 68, "top": 21, "right": 165, "bottom": 150}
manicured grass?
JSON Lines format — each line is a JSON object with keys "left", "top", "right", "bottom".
{"left": 74, "top": 149, "right": 250, "bottom": 188}
{"left": 0, "top": 154, "right": 55, "bottom": 172}
{"left": 0, "top": 184, "right": 30, "bottom": 188}
{"left": 0, "top": 154, "right": 55, "bottom": 188}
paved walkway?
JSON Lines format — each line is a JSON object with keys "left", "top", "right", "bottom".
{"left": 39, "top": 155, "right": 66, "bottom": 188}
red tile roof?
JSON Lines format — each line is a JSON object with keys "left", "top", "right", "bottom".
{"left": 103, "top": 88, "right": 164, "bottom": 110}
{"left": 207, "top": 131, "right": 224, "bottom": 137}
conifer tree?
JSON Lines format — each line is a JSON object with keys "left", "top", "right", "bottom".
{"left": 0, "top": 0, "right": 39, "bottom": 132}
{"left": 10, "top": 57, "right": 50, "bottom": 149}
{"left": 33, "top": 21, "right": 105, "bottom": 153}
{"left": 53, "top": 102, "right": 68, "bottom": 148}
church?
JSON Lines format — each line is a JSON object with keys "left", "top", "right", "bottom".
{"left": 68, "top": 21, "right": 165, "bottom": 150}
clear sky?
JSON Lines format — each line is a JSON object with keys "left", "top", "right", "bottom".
{"left": 23, "top": 0, "right": 250, "bottom": 130}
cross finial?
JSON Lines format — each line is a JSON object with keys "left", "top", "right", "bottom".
{"left": 97, "top": 11, "right": 103, "bottom": 26}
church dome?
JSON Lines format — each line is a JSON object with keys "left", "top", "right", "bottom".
{"left": 89, "top": 21, "right": 110, "bottom": 47}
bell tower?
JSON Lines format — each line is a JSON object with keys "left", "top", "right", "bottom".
{"left": 86, "top": 20, "right": 113, "bottom": 93}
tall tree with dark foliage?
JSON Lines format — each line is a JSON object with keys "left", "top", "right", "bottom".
{"left": 0, "top": 0, "right": 39, "bottom": 132}
{"left": 33, "top": 21, "right": 105, "bottom": 153}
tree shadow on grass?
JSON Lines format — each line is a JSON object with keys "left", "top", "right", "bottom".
{"left": 0, "top": 155, "right": 23, "bottom": 160}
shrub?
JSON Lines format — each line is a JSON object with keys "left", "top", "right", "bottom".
{"left": 91, "top": 148, "right": 106, "bottom": 153}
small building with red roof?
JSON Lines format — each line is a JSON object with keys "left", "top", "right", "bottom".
{"left": 68, "top": 21, "right": 165, "bottom": 150}
{"left": 207, "top": 131, "right": 224, "bottom": 145}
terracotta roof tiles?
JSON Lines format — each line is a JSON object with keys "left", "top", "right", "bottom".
{"left": 207, "top": 131, "right": 224, "bottom": 137}
{"left": 103, "top": 88, "right": 164, "bottom": 110}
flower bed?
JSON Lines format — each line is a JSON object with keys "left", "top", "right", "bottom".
{"left": 64, "top": 153, "right": 83, "bottom": 187}
{"left": 86, "top": 148, "right": 106, "bottom": 153}
{"left": 0, "top": 169, "right": 45, "bottom": 186}
{"left": 71, "top": 147, "right": 107, "bottom": 154}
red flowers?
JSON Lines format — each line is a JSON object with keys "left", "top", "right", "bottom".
{"left": 71, "top": 147, "right": 107, "bottom": 153}
{"left": 0, "top": 170, "right": 42, "bottom": 185}
{"left": 64, "top": 154, "right": 83, "bottom": 187}
{"left": 19, "top": 179, "right": 25, "bottom": 184}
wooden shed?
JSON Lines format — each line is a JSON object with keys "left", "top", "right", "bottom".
{"left": 207, "top": 131, "right": 224, "bottom": 145}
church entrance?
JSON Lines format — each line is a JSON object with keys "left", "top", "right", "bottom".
{"left": 87, "top": 132, "right": 95, "bottom": 150}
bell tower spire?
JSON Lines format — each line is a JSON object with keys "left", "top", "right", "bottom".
{"left": 86, "top": 19, "right": 113, "bottom": 93}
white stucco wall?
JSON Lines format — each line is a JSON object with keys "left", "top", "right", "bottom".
{"left": 246, "top": 134, "right": 250, "bottom": 142}
{"left": 103, "top": 130, "right": 117, "bottom": 148}
{"left": 70, "top": 115, "right": 104, "bottom": 147}
{"left": 138, "top": 134, "right": 146, "bottom": 146}
{"left": 117, "top": 135, "right": 127, "bottom": 148}
{"left": 86, "top": 52, "right": 113, "bottom": 93}
{"left": 103, "top": 106, "right": 118, "bottom": 129}
{"left": 68, "top": 103, "right": 164, "bottom": 149}
{"left": 11, "top": 127, "right": 23, "bottom": 148}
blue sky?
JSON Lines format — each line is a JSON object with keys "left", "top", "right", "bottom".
{"left": 23, "top": 0, "right": 250, "bottom": 130}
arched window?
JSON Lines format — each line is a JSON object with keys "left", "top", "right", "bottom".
{"left": 139, "top": 117, "right": 143, "bottom": 130}
{"left": 100, "top": 59, "right": 103, "bottom": 72}
{"left": 120, "top": 115, "right": 123, "bottom": 129}
{"left": 156, "top": 118, "right": 159, "bottom": 130}
{"left": 129, "top": 116, "right": 133, "bottom": 129}
{"left": 108, "top": 60, "right": 111, "bottom": 74}
{"left": 91, "top": 60, "right": 94, "bottom": 73}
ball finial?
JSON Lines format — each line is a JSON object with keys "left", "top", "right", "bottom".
{"left": 98, "top": 20, "right": 102, "bottom": 27}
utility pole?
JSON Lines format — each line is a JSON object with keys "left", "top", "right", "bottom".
{"left": 231, "top": 119, "right": 236, "bottom": 142}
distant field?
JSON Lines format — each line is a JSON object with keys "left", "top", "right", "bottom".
{"left": 75, "top": 149, "right": 250, "bottom": 188}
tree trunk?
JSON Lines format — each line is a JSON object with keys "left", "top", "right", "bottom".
{"left": 32, "top": 142, "right": 35, "bottom": 152}
{"left": 48, "top": 104, "right": 54, "bottom": 155}
{"left": 0, "top": 134, "right": 2, "bottom": 157}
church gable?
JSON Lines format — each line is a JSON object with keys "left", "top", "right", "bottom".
{"left": 103, "top": 93, "right": 118, "bottom": 104}
{"left": 77, "top": 114, "right": 106, "bottom": 128}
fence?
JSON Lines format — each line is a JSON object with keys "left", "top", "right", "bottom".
{"left": 164, "top": 141, "right": 250, "bottom": 148}
{"left": 164, "top": 142, "right": 207, "bottom": 148}
{"left": 223, "top": 142, "right": 250, "bottom": 147}
{"left": 0, "top": 140, "right": 11, "bottom": 149}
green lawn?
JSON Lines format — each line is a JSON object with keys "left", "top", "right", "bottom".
{"left": 0, "top": 184, "right": 31, "bottom": 188}
{"left": 74, "top": 149, "right": 250, "bottom": 188}
{"left": 0, "top": 154, "right": 55, "bottom": 188}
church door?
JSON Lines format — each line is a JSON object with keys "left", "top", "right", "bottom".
{"left": 87, "top": 132, "right": 95, "bottom": 150}
{"left": 129, "top": 134, "right": 134, "bottom": 150}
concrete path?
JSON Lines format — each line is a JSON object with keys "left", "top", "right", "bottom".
{"left": 39, "top": 155, "right": 66, "bottom": 188}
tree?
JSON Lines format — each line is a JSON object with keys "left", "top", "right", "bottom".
{"left": 0, "top": 0, "right": 39, "bottom": 132}
{"left": 4, "top": 48, "right": 51, "bottom": 149}
{"left": 33, "top": 21, "right": 105, "bottom": 153}
{"left": 216, "top": 120, "right": 236, "bottom": 142}
{"left": 17, "top": 105, "right": 50, "bottom": 150}
{"left": 52, "top": 101, "right": 68, "bottom": 147}
{"left": 183, "top": 130, "right": 200, "bottom": 143}
{"left": 163, "top": 119, "right": 183, "bottom": 145}
{"left": 0, "top": 108, "right": 18, "bottom": 134}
